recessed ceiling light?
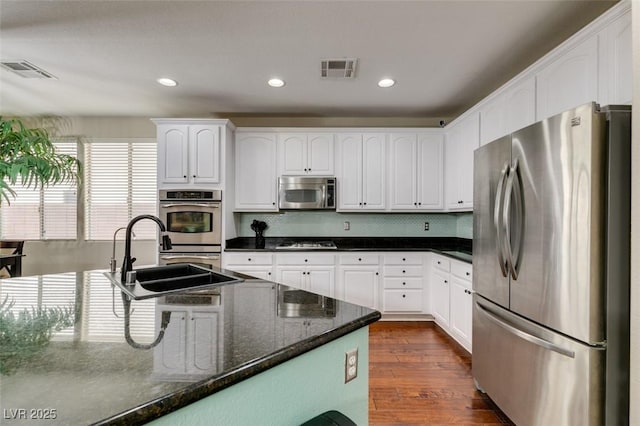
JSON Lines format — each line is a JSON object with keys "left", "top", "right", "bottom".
{"left": 268, "top": 78, "right": 285, "bottom": 88}
{"left": 378, "top": 78, "right": 395, "bottom": 88}
{"left": 157, "top": 77, "right": 178, "bottom": 87}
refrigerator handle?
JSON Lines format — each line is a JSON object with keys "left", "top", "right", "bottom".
{"left": 503, "top": 159, "right": 524, "bottom": 280}
{"left": 494, "top": 163, "right": 510, "bottom": 278}
{"left": 475, "top": 300, "right": 575, "bottom": 358}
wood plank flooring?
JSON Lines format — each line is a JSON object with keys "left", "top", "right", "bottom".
{"left": 369, "top": 321, "right": 514, "bottom": 425}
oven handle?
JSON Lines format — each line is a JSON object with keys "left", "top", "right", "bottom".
{"left": 160, "top": 255, "right": 220, "bottom": 260}
{"left": 160, "top": 203, "right": 220, "bottom": 208}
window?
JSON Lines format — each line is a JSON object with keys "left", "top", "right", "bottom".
{"left": 84, "top": 138, "right": 157, "bottom": 240}
{"left": 0, "top": 140, "right": 78, "bottom": 240}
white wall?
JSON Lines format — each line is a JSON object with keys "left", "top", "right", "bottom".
{"left": 629, "top": 3, "right": 639, "bottom": 423}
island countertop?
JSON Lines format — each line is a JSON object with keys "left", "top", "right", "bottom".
{"left": 0, "top": 269, "right": 380, "bottom": 425}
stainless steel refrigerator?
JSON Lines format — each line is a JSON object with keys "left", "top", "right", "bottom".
{"left": 472, "top": 102, "right": 630, "bottom": 426}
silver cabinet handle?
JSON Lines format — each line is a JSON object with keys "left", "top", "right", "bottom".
{"left": 494, "top": 162, "right": 510, "bottom": 278}
{"left": 476, "top": 301, "right": 575, "bottom": 358}
{"left": 161, "top": 203, "right": 219, "bottom": 208}
{"left": 160, "top": 255, "right": 220, "bottom": 260}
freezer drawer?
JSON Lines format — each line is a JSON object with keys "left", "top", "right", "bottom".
{"left": 472, "top": 295, "right": 604, "bottom": 426}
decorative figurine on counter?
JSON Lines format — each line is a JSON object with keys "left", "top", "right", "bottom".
{"left": 250, "top": 220, "right": 268, "bottom": 249}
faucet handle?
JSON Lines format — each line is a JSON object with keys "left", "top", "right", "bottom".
{"left": 131, "top": 257, "right": 137, "bottom": 265}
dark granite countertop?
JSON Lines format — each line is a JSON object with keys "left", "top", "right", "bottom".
{"left": 226, "top": 237, "right": 472, "bottom": 263}
{"left": 0, "top": 270, "right": 380, "bottom": 425}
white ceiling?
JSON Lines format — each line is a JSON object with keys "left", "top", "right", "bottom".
{"left": 0, "top": 0, "right": 617, "bottom": 120}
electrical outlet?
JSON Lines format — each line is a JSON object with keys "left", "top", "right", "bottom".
{"left": 345, "top": 348, "right": 358, "bottom": 383}
{"left": 344, "top": 221, "right": 350, "bottom": 231}
{"left": 424, "top": 222, "right": 429, "bottom": 231}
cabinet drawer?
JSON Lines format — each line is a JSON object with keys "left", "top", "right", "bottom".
{"left": 384, "top": 253, "right": 423, "bottom": 265}
{"left": 275, "top": 253, "right": 335, "bottom": 266}
{"left": 432, "top": 256, "right": 450, "bottom": 272}
{"left": 451, "top": 261, "right": 472, "bottom": 281}
{"left": 383, "top": 277, "right": 423, "bottom": 289}
{"left": 383, "top": 265, "right": 423, "bottom": 277}
{"left": 224, "top": 252, "right": 273, "bottom": 266}
{"left": 339, "top": 253, "right": 379, "bottom": 265}
{"left": 382, "top": 290, "right": 423, "bottom": 312}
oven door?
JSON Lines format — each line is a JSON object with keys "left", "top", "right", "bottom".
{"left": 159, "top": 202, "right": 221, "bottom": 246}
{"left": 158, "top": 253, "right": 221, "bottom": 270}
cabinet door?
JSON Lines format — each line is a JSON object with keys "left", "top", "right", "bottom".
{"left": 389, "top": 134, "right": 418, "bottom": 209}
{"left": 190, "top": 310, "right": 220, "bottom": 374}
{"left": 307, "top": 133, "right": 334, "bottom": 175}
{"left": 189, "top": 125, "right": 220, "bottom": 184}
{"left": 276, "top": 267, "right": 305, "bottom": 289}
{"left": 416, "top": 133, "right": 443, "bottom": 209}
{"left": 431, "top": 270, "right": 450, "bottom": 328}
{"left": 536, "top": 35, "right": 598, "bottom": 120}
{"left": 337, "top": 134, "right": 363, "bottom": 210}
{"left": 361, "top": 133, "right": 386, "bottom": 210}
{"left": 278, "top": 133, "right": 307, "bottom": 175}
{"left": 306, "top": 266, "right": 335, "bottom": 297}
{"left": 235, "top": 133, "right": 278, "bottom": 211}
{"left": 504, "top": 77, "right": 536, "bottom": 136}
{"left": 445, "top": 112, "right": 478, "bottom": 210}
{"left": 154, "top": 308, "right": 188, "bottom": 374}
{"left": 158, "top": 125, "right": 189, "bottom": 185}
{"left": 598, "top": 10, "right": 632, "bottom": 106}
{"left": 339, "top": 267, "right": 379, "bottom": 309}
{"left": 449, "top": 277, "right": 472, "bottom": 352}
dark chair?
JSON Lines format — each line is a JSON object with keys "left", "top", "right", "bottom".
{"left": 0, "top": 240, "right": 25, "bottom": 277}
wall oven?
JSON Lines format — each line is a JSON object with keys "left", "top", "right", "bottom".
{"left": 158, "top": 189, "right": 222, "bottom": 251}
{"left": 278, "top": 176, "right": 336, "bottom": 210}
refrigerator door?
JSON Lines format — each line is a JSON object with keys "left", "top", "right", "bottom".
{"left": 473, "top": 295, "right": 605, "bottom": 426}
{"left": 472, "top": 135, "right": 511, "bottom": 308}
{"left": 509, "top": 102, "right": 607, "bottom": 344}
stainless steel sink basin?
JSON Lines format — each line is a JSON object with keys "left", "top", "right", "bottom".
{"left": 104, "top": 264, "right": 243, "bottom": 300}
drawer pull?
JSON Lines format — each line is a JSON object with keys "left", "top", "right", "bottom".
{"left": 402, "top": 282, "right": 406, "bottom": 286}
{"left": 402, "top": 294, "right": 406, "bottom": 298}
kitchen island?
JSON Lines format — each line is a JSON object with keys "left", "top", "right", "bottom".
{"left": 0, "top": 269, "right": 379, "bottom": 425}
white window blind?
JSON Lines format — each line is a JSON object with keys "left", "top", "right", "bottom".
{"left": 84, "top": 138, "right": 157, "bottom": 240}
{"left": 0, "top": 141, "right": 78, "bottom": 240}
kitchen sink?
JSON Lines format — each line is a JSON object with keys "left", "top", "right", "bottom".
{"left": 104, "top": 264, "right": 243, "bottom": 300}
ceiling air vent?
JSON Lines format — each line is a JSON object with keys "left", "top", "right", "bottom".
{"left": 321, "top": 58, "right": 357, "bottom": 79}
{"left": 0, "top": 60, "right": 57, "bottom": 79}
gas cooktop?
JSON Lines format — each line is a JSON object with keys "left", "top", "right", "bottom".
{"left": 275, "top": 241, "right": 337, "bottom": 250}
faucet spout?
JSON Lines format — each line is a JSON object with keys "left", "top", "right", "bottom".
{"left": 121, "top": 214, "right": 172, "bottom": 283}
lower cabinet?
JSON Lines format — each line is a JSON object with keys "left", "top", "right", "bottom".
{"left": 275, "top": 253, "right": 336, "bottom": 297}
{"left": 153, "top": 304, "right": 222, "bottom": 379}
{"left": 223, "top": 252, "right": 274, "bottom": 280}
{"left": 430, "top": 254, "right": 473, "bottom": 352}
{"left": 337, "top": 253, "right": 381, "bottom": 310}
{"left": 381, "top": 253, "right": 427, "bottom": 313}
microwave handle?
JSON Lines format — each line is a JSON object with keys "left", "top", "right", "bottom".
{"left": 160, "top": 203, "right": 220, "bottom": 209}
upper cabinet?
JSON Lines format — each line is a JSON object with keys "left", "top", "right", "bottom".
{"left": 389, "top": 133, "right": 443, "bottom": 210}
{"left": 480, "top": 77, "right": 536, "bottom": 146}
{"left": 278, "top": 133, "right": 334, "bottom": 176}
{"left": 336, "top": 133, "right": 386, "bottom": 211}
{"left": 235, "top": 132, "right": 278, "bottom": 211}
{"left": 535, "top": 34, "right": 599, "bottom": 120}
{"left": 598, "top": 9, "right": 632, "bottom": 106}
{"left": 155, "top": 121, "right": 225, "bottom": 188}
{"left": 445, "top": 112, "right": 479, "bottom": 211}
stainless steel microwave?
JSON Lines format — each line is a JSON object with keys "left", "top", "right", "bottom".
{"left": 278, "top": 176, "right": 336, "bottom": 210}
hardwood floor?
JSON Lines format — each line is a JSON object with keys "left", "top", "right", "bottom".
{"left": 369, "top": 321, "right": 514, "bottom": 425}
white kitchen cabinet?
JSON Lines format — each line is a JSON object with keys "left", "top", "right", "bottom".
{"left": 155, "top": 121, "right": 223, "bottom": 188}
{"left": 153, "top": 305, "right": 222, "bottom": 379}
{"left": 275, "top": 253, "right": 336, "bottom": 297}
{"left": 223, "top": 252, "right": 274, "bottom": 280}
{"left": 449, "top": 275, "right": 472, "bottom": 352}
{"left": 336, "top": 133, "right": 386, "bottom": 211}
{"left": 598, "top": 9, "right": 632, "bottom": 106}
{"left": 337, "top": 253, "right": 380, "bottom": 309}
{"left": 445, "top": 112, "right": 479, "bottom": 210}
{"left": 431, "top": 269, "right": 450, "bottom": 328}
{"left": 381, "top": 253, "right": 427, "bottom": 313}
{"left": 278, "top": 133, "right": 334, "bottom": 176}
{"left": 389, "top": 133, "right": 443, "bottom": 210}
{"left": 235, "top": 133, "right": 278, "bottom": 211}
{"left": 480, "top": 77, "right": 536, "bottom": 146}
{"left": 536, "top": 34, "right": 599, "bottom": 121}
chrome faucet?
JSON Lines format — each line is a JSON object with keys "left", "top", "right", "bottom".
{"left": 121, "top": 215, "right": 172, "bottom": 284}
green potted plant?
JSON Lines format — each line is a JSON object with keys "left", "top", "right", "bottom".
{"left": 0, "top": 117, "right": 81, "bottom": 204}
